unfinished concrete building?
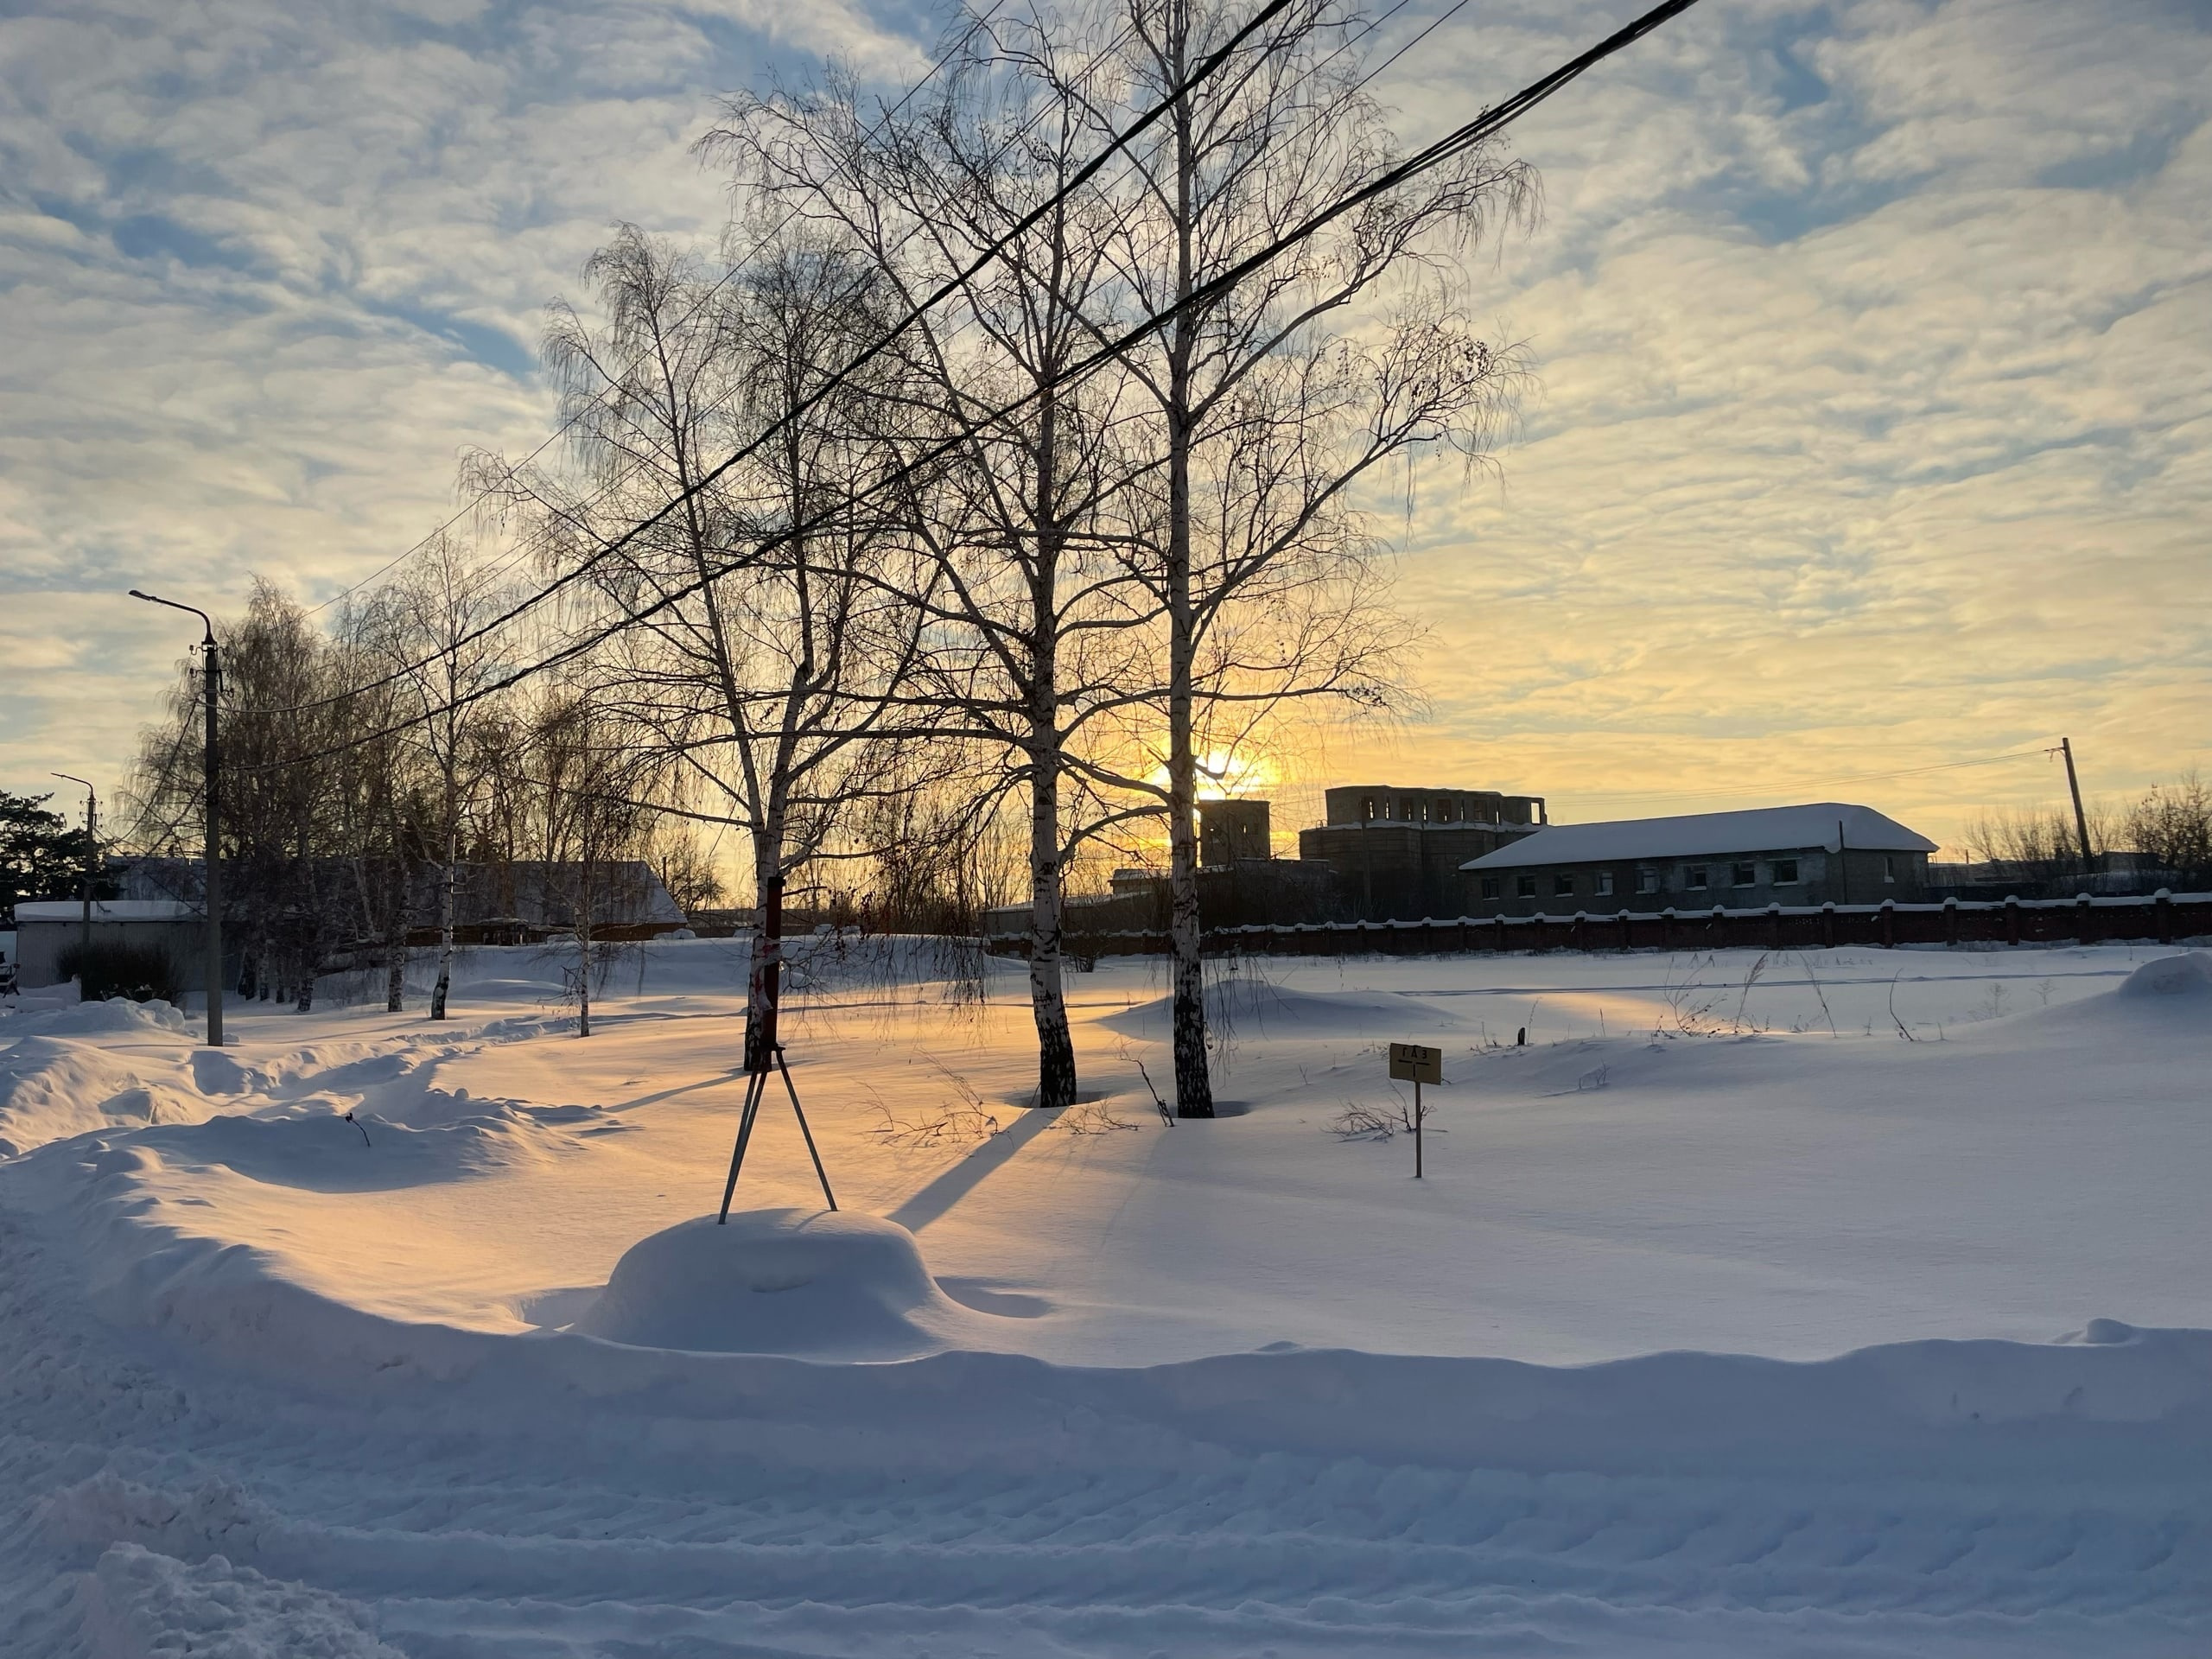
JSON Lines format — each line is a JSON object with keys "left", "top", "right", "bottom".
{"left": 1296, "top": 785, "right": 1547, "bottom": 921}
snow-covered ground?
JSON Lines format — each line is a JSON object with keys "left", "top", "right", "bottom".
{"left": 3, "top": 938, "right": 2208, "bottom": 1655}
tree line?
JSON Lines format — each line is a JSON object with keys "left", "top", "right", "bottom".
{"left": 1961, "top": 774, "right": 2212, "bottom": 890}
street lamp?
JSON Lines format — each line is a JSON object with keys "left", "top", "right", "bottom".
{"left": 50, "top": 772, "right": 97, "bottom": 960}
{"left": 129, "top": 589, "right": 223, "bottom": 1047}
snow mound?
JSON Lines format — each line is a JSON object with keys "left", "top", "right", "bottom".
{"left": 2117, "top": 951, "right": 2212, "bottom": 1001}
{"left": 575, "top": 1209, "right": 976, "bottom": 1360}
{"left": 3, "top": 997, "right": 188, "bottom": 1038}
{"left": 0, "top": 1040, "right": 209, "bottom": 1159}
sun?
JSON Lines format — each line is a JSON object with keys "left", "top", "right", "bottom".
{"left": 1195, "top": 750, "right": 1277, "bottom": 800}
{"left": 1142, "top": 749, "right": 1281, "bottom": 801}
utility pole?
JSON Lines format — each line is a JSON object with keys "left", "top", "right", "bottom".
{"left": 51, "top": 772, "right": 97, "bottom": 958}
{"left": 130, "top": 590, "right": 223, "bottom": 1046}
{"left": 2060, "top": 738, "right": 2094, "bottom": 878}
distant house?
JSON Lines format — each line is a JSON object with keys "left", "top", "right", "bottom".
{"left": 1459, "top": 804, "right": 1936, "bottom": 917}
{"left": 1297, "top": 784, "right": 1547, "bottom": 921}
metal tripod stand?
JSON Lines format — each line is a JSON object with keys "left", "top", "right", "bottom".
{"left": 716, "top": 1042, "right": 836, "bottom": 1222}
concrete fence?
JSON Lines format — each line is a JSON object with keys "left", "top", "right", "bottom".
{"left": 989, "top": 890, "right": 2212, "bottom": 963}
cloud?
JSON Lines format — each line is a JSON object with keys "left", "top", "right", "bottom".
{"left": 0, "top": 0, "right": 922, "bottom": 804}
{"left": 1346, "top": 0, "right": 2212, "bottom": 849}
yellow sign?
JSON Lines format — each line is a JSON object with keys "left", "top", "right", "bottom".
{"left": 1387, "top": 1043, "right": 1441, "bottom": 1084}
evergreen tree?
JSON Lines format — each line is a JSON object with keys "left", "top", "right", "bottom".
{"left": 0, "top": 790, "right": 98, "bottom": 924}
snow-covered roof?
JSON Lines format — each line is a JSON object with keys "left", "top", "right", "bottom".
{"left": 1460, "top": 804, "right": 1937, "bottom": 871}
{"left": 13, "top": 899, "right": 200, "bottom": 922}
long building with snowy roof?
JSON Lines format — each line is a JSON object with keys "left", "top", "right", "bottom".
{"left": 1458, "top": 803, "right": 1937, "bottom": 916}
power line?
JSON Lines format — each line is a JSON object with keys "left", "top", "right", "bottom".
{"left": 223, "top": 0, "right": 1706, "bottom": 773}
{"left": 243, "top": 0, "right": 1440, "bottom": 718}
{"left": 416, "top": 0, "right": 1427, "bottom": 639}
{"left": 243, "top": 0, "right": 1283, "bottom": 720}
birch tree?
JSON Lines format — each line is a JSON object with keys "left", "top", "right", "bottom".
{"left": 1086, "top": 0, "right": 1533, "bottom": 1112}
{"left": 486, "top": 224, "right": 932, "bottom": 1071}
{"left": 375, "top": 535, "right": 512, "bottom": 1020}
{"left": 526, "top": 689, "right": 652, "bottom": 1038}
{"left": 716, "top": 18, "right": 1159, "bottom": 1109}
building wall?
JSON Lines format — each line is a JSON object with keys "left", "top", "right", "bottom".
{"left": 14, "top": 917, "right": 204, "bottom": 990}
{"left": 1297, "top": 822, "right": 1535, "bottom": 921}
{"left": 1464, "top": 847, "right": 1929, "bottom": 917}
{"left": 1198, "top": 799, "right": 1272, "bottom": 868}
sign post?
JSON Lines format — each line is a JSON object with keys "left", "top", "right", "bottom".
{"left": 1387, "top": 1042, "right": 1443, "bottom": 1178}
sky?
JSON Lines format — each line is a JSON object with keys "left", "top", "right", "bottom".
{"left": 2, "top": 0, "right": 2207, "bottom": 859}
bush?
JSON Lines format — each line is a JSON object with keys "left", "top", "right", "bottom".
{"left": 56, "top": 941, "right": 183, "bottom": 1004}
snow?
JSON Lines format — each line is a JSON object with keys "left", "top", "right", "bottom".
{"left": 575, "top": 1209, "right": 996, "bottom": 1358}
{"left": 80, "top": 1545, "right": 404, "bottom": 1659}
{"left": 1462, "top": 801, "right": 1940, "bottom": 868}
{"left": 12, "top": 900, "right": 200, "bottom": 923}
{"left": 2119, "top": 949, "right": 2212, "bottom": 998}
{"left": 1, "top": 938, "right": 2207, "bottom": 1654}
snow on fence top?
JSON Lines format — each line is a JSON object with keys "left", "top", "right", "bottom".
{"left": 1460, "top": 803, "right": 1938, "bottom": 871}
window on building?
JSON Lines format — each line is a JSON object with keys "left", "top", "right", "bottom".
{"left": 1595, "top": 871, "right": 1615, "bottom": 898}
{"left": 1773, "top": 858, "right": 1800, "bottom": 885}
{"left": 1436, "top": 798, "right": 1454, "bottom": 822}
{"left": 1362, "top": 796, "right": 1376, "bottom": 821}
{"left": 1516, "top": 874, "right": 1537, "bottom": 899}
{"left": 1480, "top": 875, "right": 1500, "bottom": 900}
{"left": 1554, "top": 873, "right": 1576, "bottom": 897}
{"left": 1637, "top": 868, "right": 1660, "bottom": 894}
{"left": 1731, "top": 861, "right": 1756, "bottom": 887}
{"left": 1686, "top": 866, "right": 1708, "bottom": 891}
{"left": 1884, "top": 855, "right": 1897, "bottom": 883}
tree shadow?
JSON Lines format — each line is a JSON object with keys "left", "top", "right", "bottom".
{"left": 886, "top": 1106, "right": 1057, "bottom": 1233}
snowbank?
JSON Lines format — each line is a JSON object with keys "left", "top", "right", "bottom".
{"left": 2, "top": 997, "right": 188, "bottom": 1038}
{"left": 0, "top": 1039, "right": 208, "bottom": 1159}
{"left": 575, "top": 1208, "right": 985, "bottom": 1359}
{"left": 42, "top": 1175, "right": 2212, "bottom": 1485}
{"left": 2117, "top": 950, "right": 2212, "bottom": 1001}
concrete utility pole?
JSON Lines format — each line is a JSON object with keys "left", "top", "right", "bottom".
{"left": 2060, "top": 737, "right": 2094, "bottom": 877}
{"left": 51, "top": 772, "right": 96, "bottom": 957}
{"left": 130, "top": 590, "right": 223, "bottom": 1046}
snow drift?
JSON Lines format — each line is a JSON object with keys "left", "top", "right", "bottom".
{"left": 2117, "top": 950, "right": 2212, "bottom": 1001}
{"left": 0, "top": 1037, "right": 207, "bottom": 1158}
{"left": 1, "top": 997, "right": 188, "bottom": 1039}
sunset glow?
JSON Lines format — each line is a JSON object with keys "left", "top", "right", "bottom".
{"left": 2, "top": 2, "right": 2205, "bottom": 857}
